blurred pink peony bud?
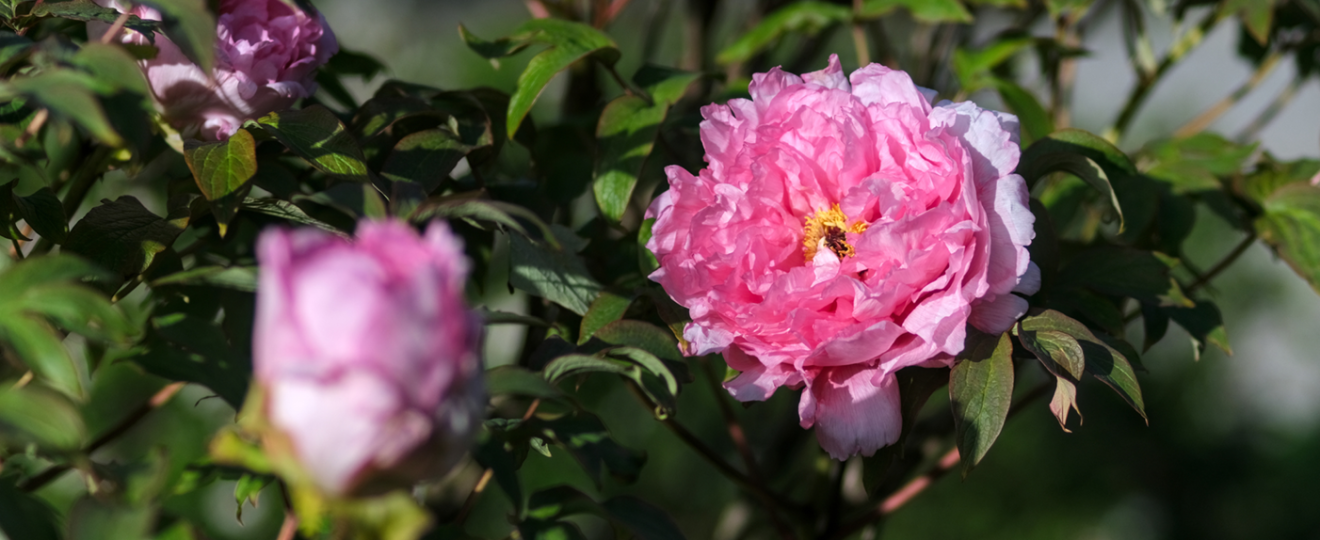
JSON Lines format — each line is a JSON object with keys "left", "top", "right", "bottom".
{"left": 253, "top": 220, "right": 484, "bottom": 496}
{"left": 91, "top": 0, "right": 338, "bottom": 140}
{"left": 646, "top": 55, "right": 1039, "bottom": 460}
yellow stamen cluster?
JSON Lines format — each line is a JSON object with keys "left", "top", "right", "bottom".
{"left": 802, "top": 204, "right": 868, "bottom": 262}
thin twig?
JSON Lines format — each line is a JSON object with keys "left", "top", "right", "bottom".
{"left": 99, "top": 6, "right": 133, "bottom": 45}
{"left": 1185, "top": 233, "right": 1256, "bottom": 294}
{"left": 1110, "top": 7, "right": 1222, "bottom": 141}
{"left": 13, "top": 108, "right": 48, "bottom": 148}
{"left": 276, "top": 512, "right": 299, "bottom": 540}
{"left": 851, "top": 0, "right": 870, "bottom": 67}
{"left": 20, "top": 382, "right": 184, "bottom": 492}
{"left": 452, "top": 468, "right": 494, "bottom": 526}
{"left": 1174, "top": 50, "right": 1283, "bottom": 138}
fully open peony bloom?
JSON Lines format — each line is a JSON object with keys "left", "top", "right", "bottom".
{"left": 645, "top": 55, "right": 1039, "bottom": 459}
{"left": 92, "top": 0, "right": 338, "bottom": 140}
{"left": 254, "top": 220, "right": 483, "bottom": 496}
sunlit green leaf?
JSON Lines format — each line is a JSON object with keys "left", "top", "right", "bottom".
{"left": 716, "top": 2, "right": 852, "bottom": 64}
{"left": 184, "top": 128, "right": 258, "bottom": 232}
{"left": 1256, "top": 182, "right": 1320, "bottom": 294}
{"left": 949, "top": 330, "right": 1014, "bottom": 477}
{"left": 594, "top": 65, "right": 701, "bottom": 223}
{"left": 257, "top": 105, "right": 370, "bottom": 182}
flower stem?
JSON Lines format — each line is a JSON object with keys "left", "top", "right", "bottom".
{"left": 1185, "top": 232, "right": 1257, "bottom": 294}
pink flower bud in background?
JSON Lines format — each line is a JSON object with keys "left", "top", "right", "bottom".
{"left": 646, "top": 55, "right": 1039, "bottom": 460}
{"left": 254, "top": 220, "right": 484, "bottom": 496}
{"left": 92, "top": 0, "right": 338, "bottom": 140}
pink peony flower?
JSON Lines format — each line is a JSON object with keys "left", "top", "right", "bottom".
{"left": 92, "top": 0, "right": 338, "bottom": 140}
{"left": 645, "top": 55, "right": 1039, "bottom": 460}
{"left": 254, "top": 220, "right": 484, "bottom": 496}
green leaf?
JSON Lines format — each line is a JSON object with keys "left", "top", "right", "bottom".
{"left": 588, "top": 319, "right": 682, "bottom": 362}
{"left": 66, "top": 498, "right": 153, "bottom": 540}
{"left": 578, "top": 291, "right": 635, "bottom": 345}
{"left": 233, "top": 474, "right": 271, "bottom": 525}
{"left": 1142, "top": 133, "right": 1256, "bottom": 194}
{"left": 1018, "top": 129, "right": 1133, "bottom": 231}
{"left": 184, "top": 128, "right": 258, "bottom": 232}
{"left": 993, "top": 77, "right": 1053, "bottom": 146}
{"left": 63, "top": 196, "right": 187, "bottom": 286}
{"left": 462, "top": 19, "right": 619, "bottom": 138}
{"left": 594, "top": 65, "right": 701, "bottom": 222}
{"left": 952, "top": 38, "right": 1034, "bottom": 92}
{"left": 1018, "top": 328, "right": 1085, "bottom": 379}
{"left": 1226, "top": 0, "right": 1275, "bottom": 45}
{"left": 1, "top": 180, "right": 67, "bottom": 243}
{"left": 638, "top": 217, "right": 659, "bottom": 274}
{"left": 544, "top": 346, "right": 680, "bottom": 418}
{"left": 509, "top": 225, "right": 603, "bottom": 316}
{"left": 1057, "top": 246, "right": 1190, "bottom": 307}
{"left": 0, "top": 317, "right": 87, "bottom": 399}
{"left": 1020, "top": 309, "right": 1147, "bottom": 421}
{"left": 257, "top": 105, "right": 370, "bottom": 182}
{"left": 380, "top": 127, "right": 469, "bottom": 194}
{"left": 0, "top": 70, "right": 122, "bottom": 146}
{"left": 1238, "top": 155, "right": 1320, "bottom": 205}
{"left": 536, "top": 413, "right": 646, "bottom": 486}
{"left": 29, "top": 0, "right": 160, "bottom": 38}
{"left": 949, "top": 330, "right": 1014, "bottom": 477}
{"left": 716, "top": 2, "right": 852, "bottom": 64}
{"left": 1256, "top": 183, "right": 1320, "bottom": 293}
{"left": 411, "top": 197, "right": 556, "bottom": 243}
{"left": 486, "top": 365, "right": 562, "bottom": 399}
{"left": 149, "top": 265, "right": 257, "bottom": 292}
{"left": 0, "top": 479, "right": 62, "bottom": 540}
{"left": 860, "top": 0, "right": 973, "bottom": 22}
{"left": 0, "top": 385, "right": 86, "bottom": 451}
{"left": 130, "top": 326, "right": 249, "bottom": 410}
{"left": 136, "top": 0, "right": 216, "bottom": 72}
{"left": 72, "top": 43, "right": 151, "bottom": 96}
{"left": 527, "top": 486, "right": 685, "bottom": 540}
{"left": 242, "top": 197, "right": 349, "bottom": 237}
{"left": 1164, "top": 300, "right": 1231, "bottom": 359}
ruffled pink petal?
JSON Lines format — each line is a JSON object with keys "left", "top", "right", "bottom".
{"left": 848, "top": 64, "right": 931, "bottom": 113}
{"left": 969, "top": 293, "right": 1030, "bottom": 335}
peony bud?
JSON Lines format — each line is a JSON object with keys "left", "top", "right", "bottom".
{"left": 646, "top": 55, "right": 1039, "bottom": 460}
{"left": 92, "top": 0, "right": 338, "bottom": 140}
{"left": 253, "top": 220, "right": 483, "bottom": 496}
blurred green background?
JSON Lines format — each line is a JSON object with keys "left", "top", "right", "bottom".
{"left": 25, "top": 1, "right": 1320, "bottom": 539}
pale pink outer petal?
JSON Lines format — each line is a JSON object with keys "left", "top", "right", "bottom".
{"left": 802, "top": 54, "right": 850, "bottom": 91}
{"left": 268, "top": 372, "right": 432, "bottom": 494}
{"left": 801, "top": 365, "right": 902, "bottom": 460}
{"left": 969, "top": 293, "right": 1030, "bottom": 335}
{"left": 848, "top": 64, "right": 932, "bottom": 112}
